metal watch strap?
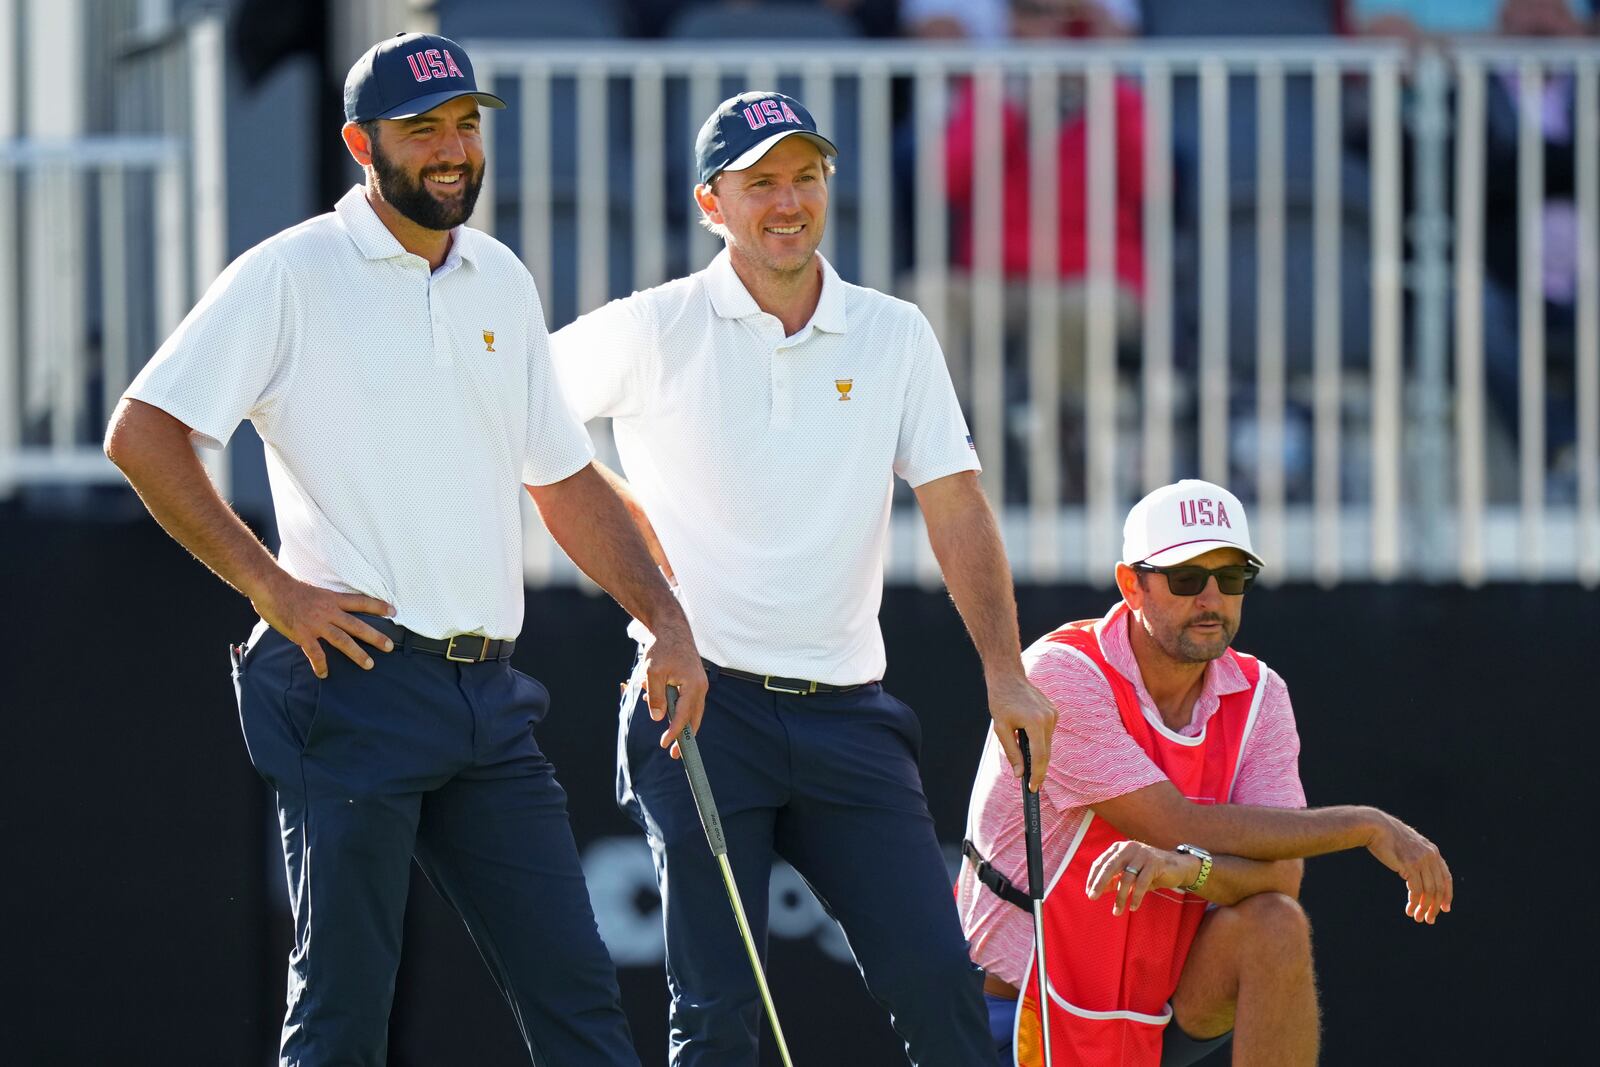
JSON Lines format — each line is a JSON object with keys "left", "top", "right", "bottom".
{"left": 1175, "top": 844, "right": 1213, "bottom": 893}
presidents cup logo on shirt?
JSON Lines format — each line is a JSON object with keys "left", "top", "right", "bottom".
{"left": 482, "top": 329, "right": 495, "bottom": 352}
{"left": 834, "top": 379, "right": 853, "bottom": 401}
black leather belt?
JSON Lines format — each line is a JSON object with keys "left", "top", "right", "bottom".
{"left": 371, "top": 618, "right": 515, "bottom": 663}
{"left": 709, "top": 662, "right": 865, "bottom": 696}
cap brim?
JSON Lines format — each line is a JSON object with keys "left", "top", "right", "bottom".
{"left": 722, "top": 130, "right": 839, "bottom": 174}
{"left": 1140, "top": 540, "right": 1265, "bottom": 568}
{"left": 375, "top": 89, "right": 507, "bottom": 121}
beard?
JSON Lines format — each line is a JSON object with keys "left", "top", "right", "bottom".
{"left": 370, "top": 138, "right": 483, "bottom": 231}
{"left": 1148, "top": 610, "right": 1237, "bottom": 663}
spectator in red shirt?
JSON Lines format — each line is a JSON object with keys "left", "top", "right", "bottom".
{"left": 936, "top": 0, "right": 1145, "bottom": 496}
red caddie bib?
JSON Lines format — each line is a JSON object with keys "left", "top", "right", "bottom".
{"left": 1012, "top": 617, "right": 1267, "bottom": 1067}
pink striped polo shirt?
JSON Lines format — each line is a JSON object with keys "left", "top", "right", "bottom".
{"left": 956, "top": 601, "right": 1306, "bottom": 986}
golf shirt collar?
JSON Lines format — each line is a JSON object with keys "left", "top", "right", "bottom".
{"left": 334, "top": 185, "right": 478, "bottom": 271}
{"left": 704, "top": 247, "right": 847, "bottom": 335}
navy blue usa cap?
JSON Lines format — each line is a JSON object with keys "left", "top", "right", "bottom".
{"left": 344, "top": 33, "right": 506, "bottom": 124}
{"left": 695, "top": 91, "right": 839, "bottom": 186}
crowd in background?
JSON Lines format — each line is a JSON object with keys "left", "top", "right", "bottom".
{"left": 599, "top": 0, "right": 1595, "bottom": 498}
{"left": 231, "top": 0, "right": 1599, "bottom": 503}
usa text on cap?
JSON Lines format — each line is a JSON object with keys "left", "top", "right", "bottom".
{"left": 1122, "top": 479, "right": 1264, "bottom": 568}
{"left": 344, "top": 33, "right": 507, "bottom": 124}
{"left": 695, "top": 91, "right": 840, "bottom": 186}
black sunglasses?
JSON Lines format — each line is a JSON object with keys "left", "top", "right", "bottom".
{"left": 1133, "top": 561, "right": 1260, "bottom": 596}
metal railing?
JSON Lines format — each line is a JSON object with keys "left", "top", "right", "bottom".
{"left": 460, "top": 39, "right": 1598, "bottom": 587}
{"left": 4, "top": 35, "right": 1596, "bottom": 587}
{"left": 0, "top": 12, "right": 227, "bottom": 497}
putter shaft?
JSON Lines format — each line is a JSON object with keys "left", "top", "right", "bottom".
{"left": 671, "top": 689, "right": 796, "bottom": 1067}
{"left": 1020, "top": 733, "right": 1053, "bottom": 1067}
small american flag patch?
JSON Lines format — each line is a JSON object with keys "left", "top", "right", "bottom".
{"left": 966, "top": 434, "right": 976, "bottom": 451}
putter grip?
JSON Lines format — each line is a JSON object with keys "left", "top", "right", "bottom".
{"left": 1019, "top": 733, "right": 1045, "bottom": 901}
{"left": 670, "top": 688, "right": 728, "bottom": 858}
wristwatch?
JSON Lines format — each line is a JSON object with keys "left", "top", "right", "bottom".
{"left": 1174, "top": 844, "right": 1213, "bottom": 893}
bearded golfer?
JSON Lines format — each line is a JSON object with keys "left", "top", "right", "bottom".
{"left": 958, "top": 479, "right": 1452, "bottom": 1067}
{"left": 104, "top": 32, "right": 709, "bottom": 1064}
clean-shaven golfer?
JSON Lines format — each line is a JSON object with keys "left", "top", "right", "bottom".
{"left": 549, "top": 90, "right": 1057, "bottom": 1066}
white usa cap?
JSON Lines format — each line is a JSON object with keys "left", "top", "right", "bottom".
{"left": 1122, "top": 480, "right": 1264, "bottom": 568}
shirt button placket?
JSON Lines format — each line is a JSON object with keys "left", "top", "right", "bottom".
{"left": 428, "top": 271, "right": 450, "bottom": 368}
{"left": 771, "top": 345, "right": 792, "bottom": 429}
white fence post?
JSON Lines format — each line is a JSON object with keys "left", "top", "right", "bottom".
{"left": 1454, "top": 56, "right": 1488, "bottom": 586}
{"left": 1369, "top": 56, "right": 1404, "bottom": 580}
{"left": 1516, "top": 59, "right": 1547, "bottom": 578}
{"left": 1255, "top": 60, "right": 1287, "bottom": 583}
{"left": 1411, "top": 49, "right": 1453, "bottom": 578}
{"left": 1197, "top": 58, "right": 1230, "bottom": 487}
{"left": 1312, "top": 59, "right": 1343, "bottom": 587}
{"left": 190, "top": 13, "right": 229, "bottom": 500}
{"left": 0, "top": 0, "right": 18, "bottom": 496}
{"left": 1026, "top": 63, "right": 1061, "bottom": 580}
{"left": 1577, "top": 59, "right": 1600, "bottom": 588}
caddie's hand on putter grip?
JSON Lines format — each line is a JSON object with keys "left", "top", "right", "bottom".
{"left": 640, "top": 621, "right": 708, "bottom": 760}
{"left": 253, "top": 571, "right": 396, "bottom": 679}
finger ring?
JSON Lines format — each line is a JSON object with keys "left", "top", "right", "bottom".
{"left": 1123, "top": 865, "right": 1141, "bottom": 876}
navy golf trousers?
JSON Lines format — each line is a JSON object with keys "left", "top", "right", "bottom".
{"left": 233, "top": 622, "right": 638, "bottom": 1067}
{"left": 617, "top": 660, "right": 991, "bottom": 1067}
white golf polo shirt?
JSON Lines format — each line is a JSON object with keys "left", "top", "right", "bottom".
{"left": 551, "top": 249, "right": 979, "bottom": 684}
{"left": 125, "top": 186, "right": 593, "bottom": 640}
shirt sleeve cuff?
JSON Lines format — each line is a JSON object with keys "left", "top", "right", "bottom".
{"left": 120, "top": 389, "right": 236, "bottom": 451}
{"left": 901, "top": 452, "right": 983, "bottom": 490}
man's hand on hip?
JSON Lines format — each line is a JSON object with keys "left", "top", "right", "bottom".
{"left": 252, "top": 573, "right": 396, "bottom": 679}
{"left": 643, "top": 621, "right": 708, "bottom": 760}
{"left": 987, "top": 671, "right": 1057, "bottom": 793}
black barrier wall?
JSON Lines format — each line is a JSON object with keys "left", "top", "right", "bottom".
{"left": 2, "top": 511, "right": 1587, "bottom": 1065}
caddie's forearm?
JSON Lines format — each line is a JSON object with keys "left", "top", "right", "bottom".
{"left": 529, "top": 463, "right": 684, "bottom": 635}
{"left": 921, "top": 483, "right": 1026, "bottom": 679}
{"left": 1193, "top": 856, "right": 1304, "bottom": 907}
{"left": 104, "top": 397, "right": 287, "bottom": 603}
{"left": 1173, "top": 803, "right": 1381, "bottom": 862}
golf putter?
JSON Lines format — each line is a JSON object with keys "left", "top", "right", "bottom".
{"left": 1019, "top": 732, "right": 1053, "bottom": 1067}
{"left": 669, "top": 686, "right": 796, "bottom": 1067}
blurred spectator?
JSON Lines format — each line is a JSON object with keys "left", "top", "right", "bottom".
{"left": 632, "top": 0, "right": 900, "bottom": 36}
{"left": 1346, "top": 0, "right": 1594, "bottom": 43}
{"left": 935, "top": 0, "right": 1145, "bottom": 498}
{"left": 902, "top": 0, "right": 1010, "bottom": 39}
{"left": 1356, "top": 0, "right": 1596, "bottom": 491}
{"left": 1482, "top": 2, "right": 1596, "bottom": 491}
{"left": 903, "top": 0, "right": 1140, "bottom": 40}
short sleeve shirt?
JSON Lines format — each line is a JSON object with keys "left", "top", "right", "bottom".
{"left": 124, "top": 186, "right": 593, "bottom": 639}
{"left": 550, "top": 249, "right": 979, "bottom": 684}
{"left": 956, "top": 602, "right": 1306, "bottom": 986}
